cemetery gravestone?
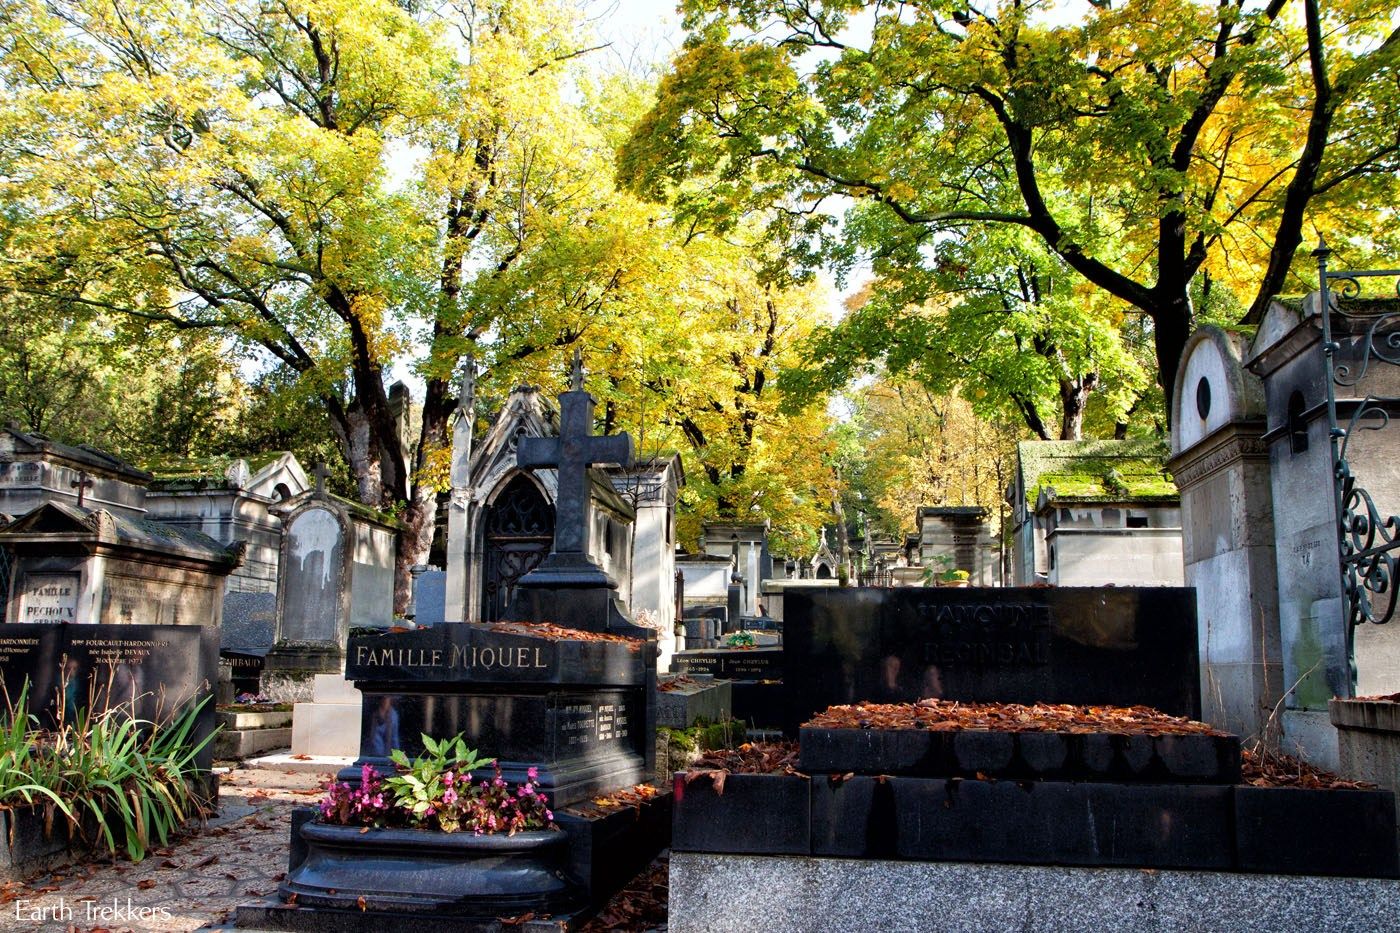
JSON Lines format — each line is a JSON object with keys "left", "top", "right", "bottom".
{"left": 0, "top": 622, "right": 218, "bottom": 769}
{"left": 0, "top": 503, "right": 240, "bottom": 627}
{"left": 781, "top": 587, "right": 1201, "bottom": 734}
{"left": 263, "top": 465, "right": 398, "bottom": 697}
{"left": 251, "top": 355, "right": 665, "bottom": 930}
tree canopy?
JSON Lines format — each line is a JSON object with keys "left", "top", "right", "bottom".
{"left": 0, "top": 0, "right": 844, "bottom": 599}
{"left": 620, "top": 0, "right": 1400, "bottom": 417}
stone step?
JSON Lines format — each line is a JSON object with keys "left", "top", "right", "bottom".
{"left": 217, "top": 709, "right": 293, "bottom": 730}
{"left": 215, "top": 727, "right": 293, "bottom": 760}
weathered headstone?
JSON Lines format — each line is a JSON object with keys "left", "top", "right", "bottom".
{"left": 263, "top": 465, "right": 398, "bottom": 695}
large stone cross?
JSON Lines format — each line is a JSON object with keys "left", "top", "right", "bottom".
{"left": 517, "top": 350, "right": 633, "bottom": 557}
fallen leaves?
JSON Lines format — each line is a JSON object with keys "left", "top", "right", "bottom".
{"left": 578, "top": 855, "right": 668, "bottom": 932}
{"left": 1352, "top": 692, "right": 1400, "bottom": 703}
{"left": 691, "top": 742, "right": 800, "bottom": 775}
{"left": 1241, "top": 748, "right": 1376, "bottom": 790}
{"left": 290, "top": 754, "right": 313, "bottom": 761}
{"left": 486, "top": 621, "right": 644, "bottom": 651}
{"left": 656, "top": 675, "right": 703, "bottom": 693}
{"left": 679, "top": 742, "right": 804, "bottom": 795}
{"left": 590, "top": 784, "right": 662, "bottom": 810}
{"left": 804, "top": 700, "right": 1228, "bottom": 737}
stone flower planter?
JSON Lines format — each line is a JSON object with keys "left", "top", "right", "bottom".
{"left": 280, "top": 820, "right": 581, "bottom": 918}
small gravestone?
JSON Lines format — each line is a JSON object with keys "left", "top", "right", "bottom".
{"left": 263, "top": 464, "right": 398, "bottom": 697}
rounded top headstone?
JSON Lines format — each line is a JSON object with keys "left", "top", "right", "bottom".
{"left": 1171, "top": 325, "right": 1266, "bottom": 454}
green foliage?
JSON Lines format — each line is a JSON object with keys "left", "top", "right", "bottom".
{"left": 384, "top": 733, "right": 494, "bottom": 819}
{"left": 623, "top": 0, "right": 1400, "bottom": 422}
{"left": 663, "top": 718, "right": 749, "bottom": 756}
{"left": 0, "top": 680, "right": 217, "bottom": 862}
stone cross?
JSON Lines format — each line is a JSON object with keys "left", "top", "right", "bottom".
{"left": 70, "top": 471, "right": 94, "bottom": 508}
{"left": 312, "top": 462, "right": 332, "bottom": 497}
{"left": 517, "top": 352, "right": 633, "bottom": 557}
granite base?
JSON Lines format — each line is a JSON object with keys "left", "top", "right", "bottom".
{"left": 668, "top": 854, "right": 1400, "bottom": 933}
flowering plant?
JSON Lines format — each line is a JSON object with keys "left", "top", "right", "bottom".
{"left": 317, "top": 734, "right": 555, "bottom": 835}
{"left": 319, "top": 763, "right": 394, "bottom": 826}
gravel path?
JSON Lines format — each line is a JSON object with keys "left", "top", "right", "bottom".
{"left": 1, "top": 766, "right": 331, "bottom": 932}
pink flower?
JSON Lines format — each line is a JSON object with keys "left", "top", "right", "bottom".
{"left": 527, "top": 766, "right": 539, "bottom": 780}
{"left": 444, "top": 771, "right": 455, "bottom": 786}
{"left": 443, "top": 788, "right": 457, "bottom": 805}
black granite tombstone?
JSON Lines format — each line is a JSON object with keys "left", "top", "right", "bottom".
{"left": 781, "top": 587, "right": 1200, "bottom": 734}
{"left": 345, "top": 624, "right": 648, "bottom": 804}
{"left": 261, "top": 355, "right": 662, "bottom": 930}
{"left": 507, "top": 349, "right": 637, "bottom": 634}
{"left": 0, "top": 622, "right": 218, "bottom": 771}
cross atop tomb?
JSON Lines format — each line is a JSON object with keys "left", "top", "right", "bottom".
{"left": 70, "top": 471, "right": 94, "bottom": 509}
{"left": 312, "top": 462, "right": 332, "bottom": 497}
{"left": 517, "top": 351, "right": 633, "bottom": 557}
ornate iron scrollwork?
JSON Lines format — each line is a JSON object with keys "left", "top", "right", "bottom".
{"left": 1314, "top": 245, "right": 1400, "bottom": 656}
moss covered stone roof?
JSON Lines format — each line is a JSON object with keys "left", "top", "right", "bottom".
{"left": 143, "top": 453, "right": 289, "bottom": 488}
{"left": 1018, "top": 439, "right": 1178, "bottom": 507}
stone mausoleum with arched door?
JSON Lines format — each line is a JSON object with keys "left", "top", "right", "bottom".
{"left": 442, "top": 383, "right": 683, "bottom": 665}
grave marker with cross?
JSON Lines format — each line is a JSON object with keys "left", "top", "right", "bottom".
{"left": 70, "top": 471, "right": 94, "bottom": 509}
{"left": 516, "top": 350, "right": 633, "bottom": 561}
{"left": 508, "top": 350, "right": 643, "bottom": 634}
{"left": 311, "top": 462, "right": 332, "bottom": 498}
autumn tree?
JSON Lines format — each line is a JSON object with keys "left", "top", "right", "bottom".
{"left": 620, "top": 0, "right": 1400, "bottom": 415}
{"left": 0, "top": 0, "right": 676, "bottom": 606}
{"left": 793, "top": 226, "right": 1153, "bottom": 440}
{"left": 848, "top": 378, "right": 1021, "bottom": 533}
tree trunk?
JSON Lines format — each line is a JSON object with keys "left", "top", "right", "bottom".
{"left": 393, "top": 372, "right": 457, "bottom": 615}
{"left": 1151, "top": 301, "right": 1191, "bottom": 415}
{"left": 344, "top": 404, "right": 384, "bottom": 506}
{"left": 1057, "top": 373, "right": 1098, "bottom": 440}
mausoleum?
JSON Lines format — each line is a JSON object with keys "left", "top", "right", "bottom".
{"left": 1008, "top": 439, "right": 1183, "bottom": 586}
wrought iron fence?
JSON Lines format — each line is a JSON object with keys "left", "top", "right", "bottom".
{"left": 1314, "top": 243, "right": 1400, "bottom": 672}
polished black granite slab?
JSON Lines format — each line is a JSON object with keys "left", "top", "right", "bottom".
{"left": 0, "top": 623, "right": 216, "bottom": 770}
{"left": 672, "top": 648, "right": 782, "bottom": 680}
{"left": 345, "top": 625, "right": 652, "bottom": 807}
{"left": 782, "top": 588, "right": 1200, "bottom": 732}
{"left": 346, "top": 624, "right": 646, "bottom": 687}
{"left": 798, "top": 727, "right": 1241, "bottom": 784}
{"left": 670, "top": 772, "right": 1400, "bottom": 877}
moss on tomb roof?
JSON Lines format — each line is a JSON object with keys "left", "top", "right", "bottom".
{"left": 1017, "top": 439, "right": 1177, "bottom": 507}
{"left": 143, "top": 453, "right": 288, "bottom": 486}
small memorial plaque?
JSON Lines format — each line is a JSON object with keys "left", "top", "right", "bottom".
{"left": 18, "top": 573, "right": 79, "bottom": 624}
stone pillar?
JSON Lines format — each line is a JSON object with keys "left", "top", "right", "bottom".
{"left": 1168, "top": 326, "right": 1281, "bottom": 741}
{"left": 444, "top": 366, "right": 474, "bottom": 623}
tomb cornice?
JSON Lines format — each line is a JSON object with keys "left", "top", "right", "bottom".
{"left": 1165, "top": 420, "right": 1270, "bottom": 488}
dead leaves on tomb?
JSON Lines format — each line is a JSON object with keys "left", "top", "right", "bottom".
{"left": 681, "top": 742, "right": 803, "bottom": 796}
{"left": 803, "top": 699, "right": 1228, "bottom": 737}
{"left": 485, "top": 622, "right": 644, "bottom": 650}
